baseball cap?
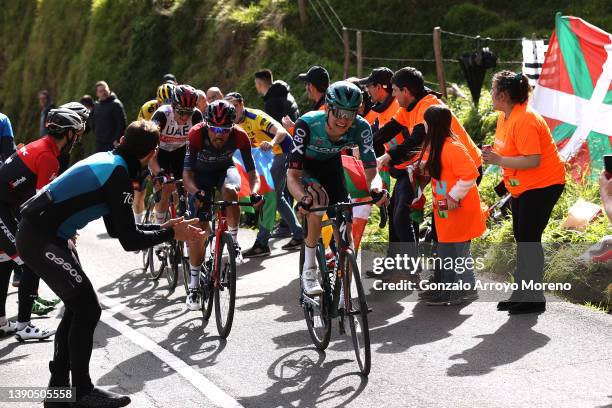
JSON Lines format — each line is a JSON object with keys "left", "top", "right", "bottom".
{"left": 358, "top": 67, "right": 393, "bottom": 89}
{"left": 298, "top": 66, "right": 330, "bottom": 89}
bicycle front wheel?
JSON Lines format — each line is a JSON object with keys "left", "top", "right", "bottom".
{"left": 142, "top": 194, "right": 156, "bottom": 271}
{"left": 343, "top": 249, "right": 371, "bottom": 376}
{"left": 302, "top": 242, "right": 331, "bottom": 350}
{"left": 214, "top": 232, "right": 237, "bottom": 339}
{"left": 165, "top": 241, "right": 180, "bottom": 292}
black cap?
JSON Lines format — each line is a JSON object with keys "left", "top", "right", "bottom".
{"left": 224, "top": 92, "right": 243, "bottom": 103}
{"left": 298, "top": 66, "right": 330, "bottom": 89}
{"left": 162, "top": 73, "right": 177, "bottom": 84}
{"left": 358, "top": 67, "right": 393, "bottom": 89}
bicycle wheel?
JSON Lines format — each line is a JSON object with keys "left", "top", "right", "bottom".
{"left": 343, "top": 249, "right": 371, "bottom": 376}
{"left": 201, "top": 236, "right": 215, "bottom": 322}
{"left": 165, "top": 241, "right": 180, "bottom": 292}
{"left": 302, "top": 242, "right": 331, "bottom": 350}
{"left": 181, "top": 242, "right": 191, "bottom": 295}
{"left": 142, "top": 194, "right": 156, "bottom": 270}
{"left": 214, "top": 232, "right": 236, "bottom": 339}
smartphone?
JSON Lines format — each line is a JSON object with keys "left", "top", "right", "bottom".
{"left": 605, "top": 155, "right": 612, "bottom": 173}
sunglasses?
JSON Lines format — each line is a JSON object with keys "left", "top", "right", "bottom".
{"left": 330, "top": 107, "right": 357, "bottom": 120}
{"left": 210, "top": 125, "right": 232, "bottom": 134}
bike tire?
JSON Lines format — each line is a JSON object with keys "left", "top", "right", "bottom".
{"left": 201, "top": 236, "right": 215, "bottom": 322}
{"left": 181, "top": 242, "right": 191, "bottom": 296}
{"left": 165, "top": 241, "right": 180, "bottom": 292}
{"left": 302, "top": 242, "right": 332, "bottom": 350}
{"left": 344, "top": 249, "right": 371, "bottom": 376}
{"left": 214, "top": 232, "right": 237, "bottom": 339}
{"left": 142, "top": 194, "right": 156, "bottom": 271}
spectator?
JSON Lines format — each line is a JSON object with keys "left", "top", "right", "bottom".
{"left": 254, "top": 69, "right": 300, "bottom": 123}
{"left": 298, "top": 65, "right": 329, "bottom": 111}
{"left": 483, "top": 70, "right": 566, "bottom": 315}
{"left": 359, "top": 67, "right": 400, "bottom": 149}
{"left": 601, "top": 170, "right": 612, "bottom": 223}
{"left": 196, "top": 89, "right": 208, "bottom": 113}
{"left": 79, "top": 95, "right": 95, "bottom": 134}
{"left": 0, "top": 112, "right": 16, "bottom": 163}
{"left": 417, "top": 105, "right": 485, "bottom": 305}
{"left": 163, "top": 73, "right": 178, "bottom": 85}
{"left": 91, "top": 81, "right": 127, "bottom": 153}
{"left": 206, "top": 87, "right": 224, "bottom": 103}
{"left": 38, "top": 90, "right": 56, "bottom": 137}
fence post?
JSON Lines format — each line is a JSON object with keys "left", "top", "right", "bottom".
{"left": 343, "top": 27, "right": 350, "bottom": 78}
{"left": 356, "top": 31, "right": 363, "bottom": 78}
{"left": 298, "top": 0, "right": 307, "bottom": 25}
{"left": 433, "top": 26, "right": 447, "bottom": 98}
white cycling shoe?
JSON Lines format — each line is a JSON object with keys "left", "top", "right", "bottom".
{"left": 0, "top": 320, "right": 18, "bottom": 335}
{"left": 15, "top": 324, "right": 55, "bottom": 341}
{"left": 302, "top": 267, "right": 323, "bottom": 295}
{"left": 186, "top": 289, "right": 202, "bottom": 311}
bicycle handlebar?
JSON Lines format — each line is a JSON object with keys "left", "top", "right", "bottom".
{"left": 308, "top": 198, "right": 388, "bottom": 228}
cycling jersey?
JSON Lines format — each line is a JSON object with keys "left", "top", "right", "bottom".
{"left": 151, "top": 105, "right": 203, "bottom": 152}
{"left": 0, "top": 112, "right": 16, "bottom": 163}
{"left": 0, "top": 136, "right": 59, "bottom": 208}
{"left": 288, "top": 110, "right": 376, "bottom": 170}
{"left": 137, "top": 100, "right": 160, "bottom": 121}
{"left": 20, "top": 150, "right": 173, "bottom": 247}
{"left": 236, "top": 108, "right": 292, "bottom": 155}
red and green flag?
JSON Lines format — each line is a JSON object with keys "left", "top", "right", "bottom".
{"left": 532, "top": 13, "right": 612, "bottom": 180}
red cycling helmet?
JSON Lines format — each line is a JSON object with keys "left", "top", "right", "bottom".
{"left": 172, "top": 84, "right": 198, "bottom": 109}
{"left": 205, "top": 100, "right": 236, "bottom": 128}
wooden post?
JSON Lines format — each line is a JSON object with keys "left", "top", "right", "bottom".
{"left": 356, "top": 31, "right": 363, "bottom": 78}
{"left": 298, "top": 0, "right": 307, "bottom": 25}
{"left": 343, "top": 27, "right": 350, "bottom": 79}
{"left": 433, "top": 26, "right": 447, "bottom": 98}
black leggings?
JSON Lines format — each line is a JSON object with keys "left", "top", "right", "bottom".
{"left": 16, "top": 218, "right": 100, "bottom": 398}
{"left": 511, "top": 184, "right": 564, "bottom": 300}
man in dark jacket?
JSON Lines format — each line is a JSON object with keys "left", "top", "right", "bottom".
{"left": 92, "top": 81, "right": 127, "bottom": 153}
{"left": 254, "top": 69, "right": 300, "bottom": 123}
{"left": 38, "top": 90, "right": 56, "bottom": 137}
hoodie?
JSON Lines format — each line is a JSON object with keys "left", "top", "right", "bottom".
{"left": 92, "top": 93, "right": 127, "bottom": 145}
{"left": 263, "top": 80, "right": 300, "bottom": 123}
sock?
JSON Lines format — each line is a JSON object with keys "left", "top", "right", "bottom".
{"left": 134, "top": 212, "right": 144, "bottom": 224}
{"left": 228, "top": 226, "right": 238, "bottom": 243}
{"left": 154, "top": 212, "right": 165, "bottom": 224}
{"left": 17, "top": 321, "right": 29, "bottom": 331}
{"left": 304, "top": 245, "right": 317, "bottom": 270}
{"left": 189, "top": 265, "right": 200, "bottom": 289}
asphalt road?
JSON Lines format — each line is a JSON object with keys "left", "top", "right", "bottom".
{"left": 1, "top": 219, "right": 611, "bottom": 408}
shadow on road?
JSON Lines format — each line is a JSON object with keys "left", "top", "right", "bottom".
{"left": 240, "top": 347, "right": 367, "bottom": 407}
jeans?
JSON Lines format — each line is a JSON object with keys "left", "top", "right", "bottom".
{"left": 256, "top": 154, "right": 303, "bottom": 245}
{"left": 436, "top": 241, "right": 475, "bottom": 286}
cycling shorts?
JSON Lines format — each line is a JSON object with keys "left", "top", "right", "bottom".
{"left": 302, "top": 156, "right": 350, "bottom": 220}
{"left": 157, "top": 145, "right": 186, "bottom": 179}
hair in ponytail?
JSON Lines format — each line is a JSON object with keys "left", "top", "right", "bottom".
{"left": 492, "top": 70, "right": 530, "bottom": 104}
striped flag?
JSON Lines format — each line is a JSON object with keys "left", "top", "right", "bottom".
{"left": 531, "top": 13, "right": 612, "bottom": 180}
{"left": 522, "top": 38, "right": 549, "bottom": 86}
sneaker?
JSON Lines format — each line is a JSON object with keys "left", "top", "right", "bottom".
{"left": 15, "top": 324, "right": 55, "bottom": 341}
{"left": 73, "top": 387, "right": 131, "bottom": 408}
{"left": 418, "top": 288, "right": 438, "bottom": 300}
{"left": 426, "top": 291, "right": 464, "bottom": 306}
{"left": 508, "top": 301, "right": 546, "bottom": 315}
{"left": 270, "top": 225, "right": 292, "bottom": 238}
{"left": 186, "top": 289, "right": 202, "bottom": 311}
{"left": 32, "top": 300, "right": 55, "bottom": 316}
{"left": 0, "top": 320, "right": 18, "bottom": 335}
{"left": 302, "top": 267, "right": 323, "bottom": 296}
{"left": 242, "top": 242, "right": 271, "bottom": 258}
{"left": 36, "top": 296, "right": 61, "bottom": 307}
{"left": 281, "top": 238, "right": 303, "bottom": 251}
{"left": 234, "top": 243, "right": 244, "bottom": 265}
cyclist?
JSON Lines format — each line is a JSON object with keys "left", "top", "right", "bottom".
{"left": 150, "top": 85, "right": 203, "bottom": 225}
{"left": 0, "top": 107, "right": 85, "bottom": 341}
{"left": 287, "top": 81, "right": 387, "bottom": 295}
{"left": 0, "top": 111, "right": 16, "bottom": 163}
{"left": 182, "top": 100, "right": 263, "bottom": 310}
{"left": 223, "top": 92, "right": 303, "bottom": 257}
{"left": 133, "top": 83, "right": 176, "bottom": 227}
{"left": 17, "top": 120, "right": 204, "bottom": 408}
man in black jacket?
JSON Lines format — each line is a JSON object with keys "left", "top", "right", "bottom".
{"left": 254, "top": 69, "right": 300, "bottom": 123}
{"left": 92, "top": 81, "right": 127, "bottom": 153}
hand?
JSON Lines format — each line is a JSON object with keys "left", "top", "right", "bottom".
{"left": 113, "top": 140, "right": 120, "bottom": 148}
{"left": 352, "top": 147, "right": 360, "bottom": 160}
{"left": 172, "top": 219, "right": 206, "bottom": 242}
{"left": 259, "top": 141, "right": 274, "bottom": 151}
{"left": 297, "top": 195, "right": 312, "bottom": 216}
{"left": 282, "top": 116, "right": 294, "bottom": 130}
{"left": 370, "top": 188, "right": 389, "bottom": 207}
{"left": 483, "top": 149, "right": 502, "bottom": 165}
{"left": 161, "top": 217, "right": 199, "bottom": 229}
{"left": 250, "top": 193, "right": 265, "bottom": 209}
{"left": 377, "top": 153, "right": 391, "bottom": 170}
{"left": 447, "top": 195, "right": 461, "bottom": 210}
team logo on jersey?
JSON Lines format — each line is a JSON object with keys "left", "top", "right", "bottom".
{"left": 9, "top": 176, "right": 26, "bottom": 188}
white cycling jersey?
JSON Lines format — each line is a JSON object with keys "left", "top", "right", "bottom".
{"left": 151, "top": 104, "right": 203, "bottom": 152}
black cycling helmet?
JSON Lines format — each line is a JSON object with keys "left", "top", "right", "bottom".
{"left": 46, "top": 108, "right": 84, "bottom": 135}
{"left": 59, "top": 102, "right": 90, "bottom": 121}
{"left": 205, "top": 100, "right": 236, "bottom": 128}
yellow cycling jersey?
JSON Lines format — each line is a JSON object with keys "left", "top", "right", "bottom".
{"left": 236, "top": 108, "right": 283, "bottom": 155}
{"left": 137, "top": 99, "right": 160, "bottom": 121}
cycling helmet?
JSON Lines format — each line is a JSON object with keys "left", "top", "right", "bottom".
{"left": 325, "top": 81, "right": 362, "bottom": 111}
{"left": 172, "top": 84, "right": 198, "bottom": 109}
{"left": 156, "top": 83, "right": 176, "bottom": 104}
{"left": 205, "top": 100, "right": 236, "bottom": 128}
{"left": 59, "top": 102, "right": 90, "bottom": 121}
{"left": 46, "top": 108, "right": 84, "bottom": 134}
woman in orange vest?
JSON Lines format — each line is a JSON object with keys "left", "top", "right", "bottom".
{"left": 483, "top": 70, "right": 565, "bottom": 315}
{"left": 418, "top": 105, "right": 486, "bottom": 305}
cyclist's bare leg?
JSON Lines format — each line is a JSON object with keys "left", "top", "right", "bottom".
{"left": 305, "top": 213, "right": 323, "bottom": 247}
{"left": 187, "top": 221, "right": 210, "bottom": 289}
{"left": 221, "top": 185, "right": 240, "bottom": 241}
{"left": 154, "top": 184, "right": 173, "bottom": 223}
{"left": 133, "top": 190, "right": 145, "bottom": 223}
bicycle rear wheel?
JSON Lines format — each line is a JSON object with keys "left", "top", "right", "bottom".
{"left": 165, "top": 241, "right": 180, "bottom": 292}
{"left": 214, "top": 232, "right": 236, "bottom": 339}
{"left": 143, "top": 194, "right": 156, "bottom": 271}
{"left": 302, "top": 242, "right": 331, "bottom": 350}
{"left": 181, "top": 241, "right": 191, "bottom": 295}
{"left": 343, "top": 249, "right": 371, "bottom": 376}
